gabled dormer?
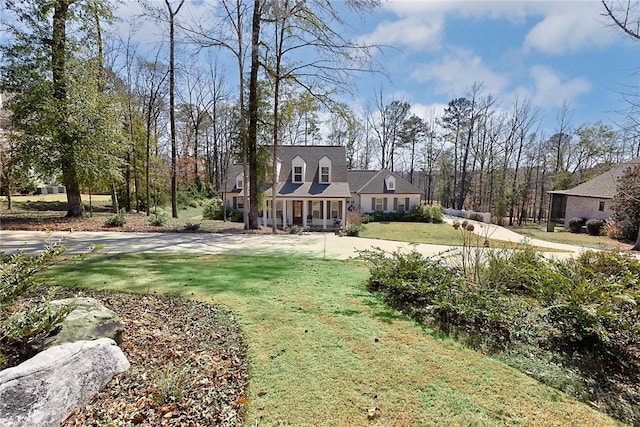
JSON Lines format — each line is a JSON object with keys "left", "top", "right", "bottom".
{"left": 292, "top": 156, "right": 306, "bottom": 183}
{"left": 319, "top": 156, "right": 331, "bottom": 184}
{"left": 385, "top": 175, "right": 396, "bottom": 191}
{"left": 235, "top": 173, "right": 244, "bottom": 190}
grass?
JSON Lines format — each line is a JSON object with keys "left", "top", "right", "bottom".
{"left": 508, "top": 224, "right": 626, "bottom": 250}
{"left": 44, "top": 253, "right": 619, "bottom": 426}
{"left": 359, "top": 221, "right": 568, "bottom": 251}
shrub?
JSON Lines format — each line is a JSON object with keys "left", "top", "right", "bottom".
{"left": 431, "top": 205, "right": 443, "bottom": 223}
{"left": 202, "top": 199, "right": 225, "bottom": 220}
{"left": 344, "top": 223, "right": 365, "bottom": 236}
{"left": 604, "top": 222, "right": 624, "bottom": 240}
{"left": 409, "top": 203, "right": 432, "bottom": 223}
{"left": 286, "top": 226, "right": 301, "bottom": 234}
{"left": 585, "top": 219, "right": 604, "bottom": 236}
{"left": 568, "top": 217, "right": 584, "bottom": 233}
{"left": 105, "top": 212, "right": 126, "bottom": 227}
{"left": 228, "top": 211, "right": 244, "bottom": 223}
{"left": 1, "top": 243, "right": 71, "bottom": 367}
{"left": 148, "top": 214, "right": 167, "bottom": 227}
{"left": 183, "top": 221, "right": 201, "bottom": 231}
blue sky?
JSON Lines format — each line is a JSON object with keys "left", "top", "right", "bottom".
{"left": 348, "top": 1, "right": 639, "bottom": 131}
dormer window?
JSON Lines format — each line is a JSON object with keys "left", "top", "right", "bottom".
{"left": 236, "top": 174, "right": 244, "bottom": 190}
{"left": 385, "top": 175, "right": 396, "bottom": 191}
{"left": 292, "top": 156, "right": 306, "bottom": 183}
{"left": 319, "top": 156, "right": 331, "bottom": 184}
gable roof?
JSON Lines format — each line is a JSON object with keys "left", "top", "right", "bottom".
{"left": 348, "top": 169, "right": 423, "bottom": 195}
{"left": 549, "top": 157, "right": 640, "bottom": 199}
{"left": 272, "top": 145, "right": 351, "bottom": 198}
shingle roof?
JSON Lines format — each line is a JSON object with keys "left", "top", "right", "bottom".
{"left": 274, "top": 145, "right": 350, "bottom": 198}
{"left": 549, "top": 157, "right": 640, "bottom": 199}
{"left": 347, "top": 169, "right": 423, "bottom": 195}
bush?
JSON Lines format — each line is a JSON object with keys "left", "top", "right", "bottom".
{"left": 183, "top": 221, "right": 201, "bottom": 231}
{"left": 344, "top": 223, "right": 365, "bottom": 236}
{"left": 585, "top": 219, "right": 604, "bottom": 236}
{"left": 431, "top": 205, "right": 443, "bottom": 223}
{"left": 202, "top": 199, "right": 225, "bottom": 220}
{"left": 148, "top": 214, "right": 167, "bottom": 227}
{"left": 228, "top": 211, "right": 244, "bottom": 223}
{"left": 409, "top": 203, "right": 432, "bottom": 222}
{"left": 1, "top": 243, "right": 72, "bottom": 367}
{"left": 286, "top": 226, "right": 301, "bottom": 234}
{"left": 605, "top": 222, "right": 624, "bottom": 240}
{"left": 105, "top": 212, "right": 126, "bottom": 227}
{"left": 568, "top": 217, "right": 584, "bottom": 233}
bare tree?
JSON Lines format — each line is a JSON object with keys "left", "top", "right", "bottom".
{"left": 602, "top": 0, "right": 640, "bottom": 39}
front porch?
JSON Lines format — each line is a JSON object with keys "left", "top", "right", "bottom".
{"left": 260, "top": 198, "right": 346, "bottom": 231}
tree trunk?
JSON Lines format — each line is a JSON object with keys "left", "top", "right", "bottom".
{"left": 632, "top": 231, "right": 640, "bottom": 251}
{"left": 53, "top": 0, "right": 84, "bottom": 218}
{"left": 247, "top": 0, "right": 262, "bottom": 230}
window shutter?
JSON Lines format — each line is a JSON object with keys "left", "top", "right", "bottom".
{"left": 405, "top": 198, "right": 410, "bottom": 212}
{"left": 383, "top": 198, "right": 388, "bottom": 211}
{"left": 393, "top": 198, "right": 398, "bottom": 211}
{"left": 371, "top": 197, "right": 375, "bottom": 211}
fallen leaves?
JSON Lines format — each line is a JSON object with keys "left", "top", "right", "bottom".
{"left": 59, "top": 291, "right": 248, "bottom": 426}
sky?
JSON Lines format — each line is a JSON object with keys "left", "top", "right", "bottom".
{"left": 347, "top": 0, "right": 639, "bottom": 131}
{"left": 2, "top": 0, "right": 638, "bottom": 134}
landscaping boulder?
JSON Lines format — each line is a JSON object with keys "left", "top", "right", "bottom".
{"left": 44, "top": 297, "right": 125, "bottom": 349}
{"left": 0, "top": 338, "right": 129, "bottom": 427}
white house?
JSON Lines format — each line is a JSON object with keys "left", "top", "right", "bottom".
{"left": 347, "top": 169, "right": 423, "bottom": 214}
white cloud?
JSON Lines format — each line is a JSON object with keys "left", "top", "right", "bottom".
{"left": 530, "top": 65, "right": 591, "bottom": 107}
{"left": 411, "top": 49, "right": 509, "bottom": 97}
{"left": 523, "top": 3, "right": 615, "bottom": 54}
{"left": 358, "top": 16, "right": 444, "bottom": 51}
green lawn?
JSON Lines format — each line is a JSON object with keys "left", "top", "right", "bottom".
{"left": 508, "top": 224, "right": 626, "bottom": 250}
{"left": 45, "top": 253, "right": 619, "bottom": 426}
{"left": 359, "top": 221, "right": 567, "bottom": 251}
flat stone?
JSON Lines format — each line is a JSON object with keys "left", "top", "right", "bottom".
{"left": 0, "top": 338, "right": 129, "bottom": 427}
{"left": 44, "top": 297, "right": 124, "bottom": 349}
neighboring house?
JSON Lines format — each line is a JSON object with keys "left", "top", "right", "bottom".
{"left": 347, "top": 169, "right": 423, "bottom": 214}
{"left": 222, "top": 145, "right": 351, "bottom": 230}
{"left": 548, "top": 157, "right": 640, "bottom": 228}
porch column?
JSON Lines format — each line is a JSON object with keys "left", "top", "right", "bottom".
{"left": 263, "top": 201, "right": 268, "bottom": 227}
{"left": 282, "top": 200, "right": 287, "bottom": 229}
{"left": 323, "top": 200, "right": 328, "bottom": 229}
{"left": 303, "top": 198, "right": 308, "bottom": 229}
{"left": 341, "top": 200, "right": 346, "bottom": 227}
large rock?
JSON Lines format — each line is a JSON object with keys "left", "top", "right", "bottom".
{"left": 0, "top": 338, "right": 129, "bottom": 427}
{"left": 44, "top": 297, "right": 125, "bottom": 349}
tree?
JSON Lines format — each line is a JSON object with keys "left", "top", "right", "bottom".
{"left": 610, "top": 164, "right": 640, "bottom": 249}
{"left": 602, "top": 0, "right": 640, "bottom": 40}
{"left": 1, "top": 0, "right": 118, "bottom": 217}
{"left": 163, "top": 0, "right": 186, "bottom": 218}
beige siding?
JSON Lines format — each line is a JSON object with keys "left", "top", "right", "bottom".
{"left": 563, "top": 196, "right": 613, "bottom": 228}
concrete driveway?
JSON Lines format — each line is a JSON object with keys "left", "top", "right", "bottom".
{"left": 0, "top": 225, "right": 581, "bottom": 260}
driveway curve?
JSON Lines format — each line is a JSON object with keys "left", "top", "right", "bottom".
{"left": 1, "top": 227, "right": 580, "bottom": 260}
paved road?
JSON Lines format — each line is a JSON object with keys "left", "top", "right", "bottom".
{"left": 0, "top": 223, "right": 582, "bottom": 261}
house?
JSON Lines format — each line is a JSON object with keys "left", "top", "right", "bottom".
{"left": 222, "top": 145, "right": 351, "bottom": 230}
{"left": 347, "top": 169, "right": 423, "bottom": 214}
{"left": 548, "top": 157, "right": 640, "bottom": 228}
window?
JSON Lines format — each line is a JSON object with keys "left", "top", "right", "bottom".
{"left": 312, "top": 201, "right": 322, "bottom": 218}
{"left": 599, "top": 201, "right": 605, "bottom": 211}
{"left": 292, "top": 156, "right": 306, "bottom": 183}
{"left": 385, "top": 176, "right": 396, "bottom": 191}
{"left": 396, "top": 198, "right": 405, "bottom": 212}
{"left": 320, "top": 166, "right": 330, "bottom": 183}
{"left": 374, "top": 197, "right": 383, "bottom": 211}
{"left": 234, "top": 197, "right": 243, "bottom": 209}
{"left": 331, "top": 201, "right": 339, "bottom": 218}
{"left": 319, "top": 156, "right": 331, "bottom": 183}
{"left": 236, "top": 175, "right": 243, "bottom": 190}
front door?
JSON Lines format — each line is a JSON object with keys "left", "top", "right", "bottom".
{"left": 293, "top": 200, "right": 303, "bottom": 226}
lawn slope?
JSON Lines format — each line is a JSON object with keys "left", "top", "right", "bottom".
{"left": 47, "top": 253, "right": 620, "bottom": 426}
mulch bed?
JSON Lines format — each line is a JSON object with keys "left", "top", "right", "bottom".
{"left": 49, "top": 289, "right": 249, "bottom": 427}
